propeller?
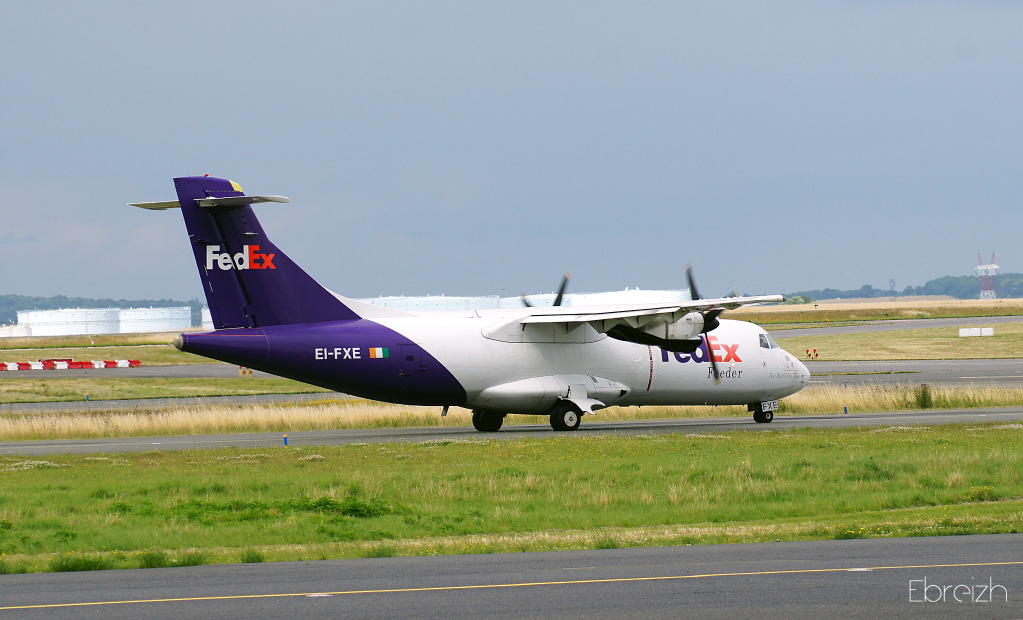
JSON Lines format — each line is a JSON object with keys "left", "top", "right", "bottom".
{"left": 686, "top": 264, "right": 724, "bottom": 384}
{"left": 521, "top": 273, "right": 571, "bottom": 307}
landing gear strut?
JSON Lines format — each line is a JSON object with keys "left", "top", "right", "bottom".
{"left": 549, "top": 402, "right": 581, "bottom": 431}
{"left": 471, "top": 410, "right": 505, "bottom": 432}
{"left": 750, "top": 403, "right": 774, "bottom": 424}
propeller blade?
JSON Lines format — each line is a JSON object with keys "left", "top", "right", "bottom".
{"left": 687, "top": 265, "right": 723, "bottom": 333}
{"left": 553, "top": 273, "right": 571, "bottom": 307}
{"left": 704, "top": 334, "right": 721, "bottom": 384}
{"left": 703, "top": 308, "right": 723, "bottom": 333}
{"left": 523, "top": 273, "right": 571, "bottom": 307}
{"left": 686, "top": 264, "right": 701, "bottom": 301}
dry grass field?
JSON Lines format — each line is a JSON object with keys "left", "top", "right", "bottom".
{"left": 2, "top": 383, "right": 1021, "bottom": 441}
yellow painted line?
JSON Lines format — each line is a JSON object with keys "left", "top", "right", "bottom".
{"left": 1, "top": 560, "right": 1021, "bottom": 611}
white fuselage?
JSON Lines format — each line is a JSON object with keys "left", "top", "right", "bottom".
{"left": 373, "top": 311, "right": 809, "bottom": 414}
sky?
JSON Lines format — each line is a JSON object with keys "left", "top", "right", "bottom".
{"left": 2, "top": 1, "right": 1021, "bottom": 301}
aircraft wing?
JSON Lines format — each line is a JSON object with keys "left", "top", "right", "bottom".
{"left": 518, "top": 295, "right": 783, "bottom": 330}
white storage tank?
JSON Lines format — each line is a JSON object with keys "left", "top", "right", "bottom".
{"left": 359, "top": 291, "right": 691, "bottom": 312}
{"left": 0, "top": 325, "right": 33, "bottom": 338}
{"left": 498, "top": 289, "right": 690, "bottom": 308}
{"left": 119, "top": 307, "right": 191, "bottom": 333}
{"left": 17, "top": 308, "right": 120, "bottom": 336}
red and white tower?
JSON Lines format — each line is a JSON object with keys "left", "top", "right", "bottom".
{"left": 975, "top": 252, "right": 999, "bottom": 300}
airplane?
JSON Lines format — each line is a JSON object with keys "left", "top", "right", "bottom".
{"left": 131, "top": 176, "right": 810, "bottom": 432}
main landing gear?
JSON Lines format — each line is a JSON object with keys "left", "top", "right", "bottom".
{"left": 470, "top": 403, "right": 583, "bottom": 433}
{"left": 549, "top": 402, "right": 581, "bottom": 431}
{"left": 750, "top": 403, "right": 774, "bottom": 424}
{"left": 471, "top": 410, "right": 505, "bottom": 432}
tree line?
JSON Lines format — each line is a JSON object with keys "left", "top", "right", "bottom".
{"left": 788, "top": 273, "right": 1023, "bottom": 302}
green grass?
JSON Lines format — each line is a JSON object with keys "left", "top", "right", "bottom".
{"left": 0, "top": 423, "right": 1020, "bottom": 572}
{"left": 239, "top": 549, "right": 266, "bottom": 564}
{"left": 0, "top": 377, "right": 329, "bottom": 404}
{"left": 47, "top": 553, "right": 115, "bottom": 572}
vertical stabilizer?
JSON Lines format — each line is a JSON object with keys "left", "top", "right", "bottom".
{"left": 172, "top": 176, "right": 360, "bottom": 328}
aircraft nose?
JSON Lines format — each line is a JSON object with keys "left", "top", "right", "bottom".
{"left": 795, "top": 358, "right": 810, "bottom": 386}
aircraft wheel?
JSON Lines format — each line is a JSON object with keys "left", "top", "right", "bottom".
{"left": 471, "top": 410, "right": 504, "bottom": 432}
{"left": 752, "top": 408, "right": 773, "bottom": 424}
{"left": 549, "top": 403, "right": 581, "bottom": 431}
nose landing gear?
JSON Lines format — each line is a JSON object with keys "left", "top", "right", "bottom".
{"left": 749, "top": 402, "right": 775, "bottom": 424}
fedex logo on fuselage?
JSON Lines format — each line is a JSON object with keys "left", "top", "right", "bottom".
{"left": 661, "top": 335, "right": 741, "bottom": 364}
{"left": 205, "top": 245, "right": 276, "bottom": 271}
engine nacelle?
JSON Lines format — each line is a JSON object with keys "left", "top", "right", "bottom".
{"left": 641, "top": 312, "right": 704, "bottom": 341}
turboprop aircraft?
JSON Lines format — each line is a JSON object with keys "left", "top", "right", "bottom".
{"left": 131, "top": 176, "right": 809, "bottom": 432}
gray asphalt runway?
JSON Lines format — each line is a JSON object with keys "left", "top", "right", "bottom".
{"left": 1, "top": 535, "right": 1019, "bottom": 619}
{"left": 3, "top": 406, "right": 1021, "bottom": 456}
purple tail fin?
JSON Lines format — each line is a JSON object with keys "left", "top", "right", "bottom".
{"left": 173, "top": 176, "right": 360, "bottom": 328}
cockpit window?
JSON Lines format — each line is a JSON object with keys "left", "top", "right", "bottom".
{"left": 760, "top": 332, "right": 780, "bottom": 349}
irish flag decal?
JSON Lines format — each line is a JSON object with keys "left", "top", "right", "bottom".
{"left": 369, "top": 347, "right": 389, "bottom": 359}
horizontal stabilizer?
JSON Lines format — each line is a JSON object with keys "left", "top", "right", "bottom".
{"left": 129, "top": 195, "right": 290, "bottom": 210}
{"left": 129, "top": 200, "right": 181, "bottom": 210}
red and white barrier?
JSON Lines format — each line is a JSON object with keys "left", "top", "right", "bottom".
{"left": 0, "top": 359, "right": 141, "bottom": 371}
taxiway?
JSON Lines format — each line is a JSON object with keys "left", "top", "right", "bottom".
{"left": 1, "top": 534, "right": 1019, "bottom": 619}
